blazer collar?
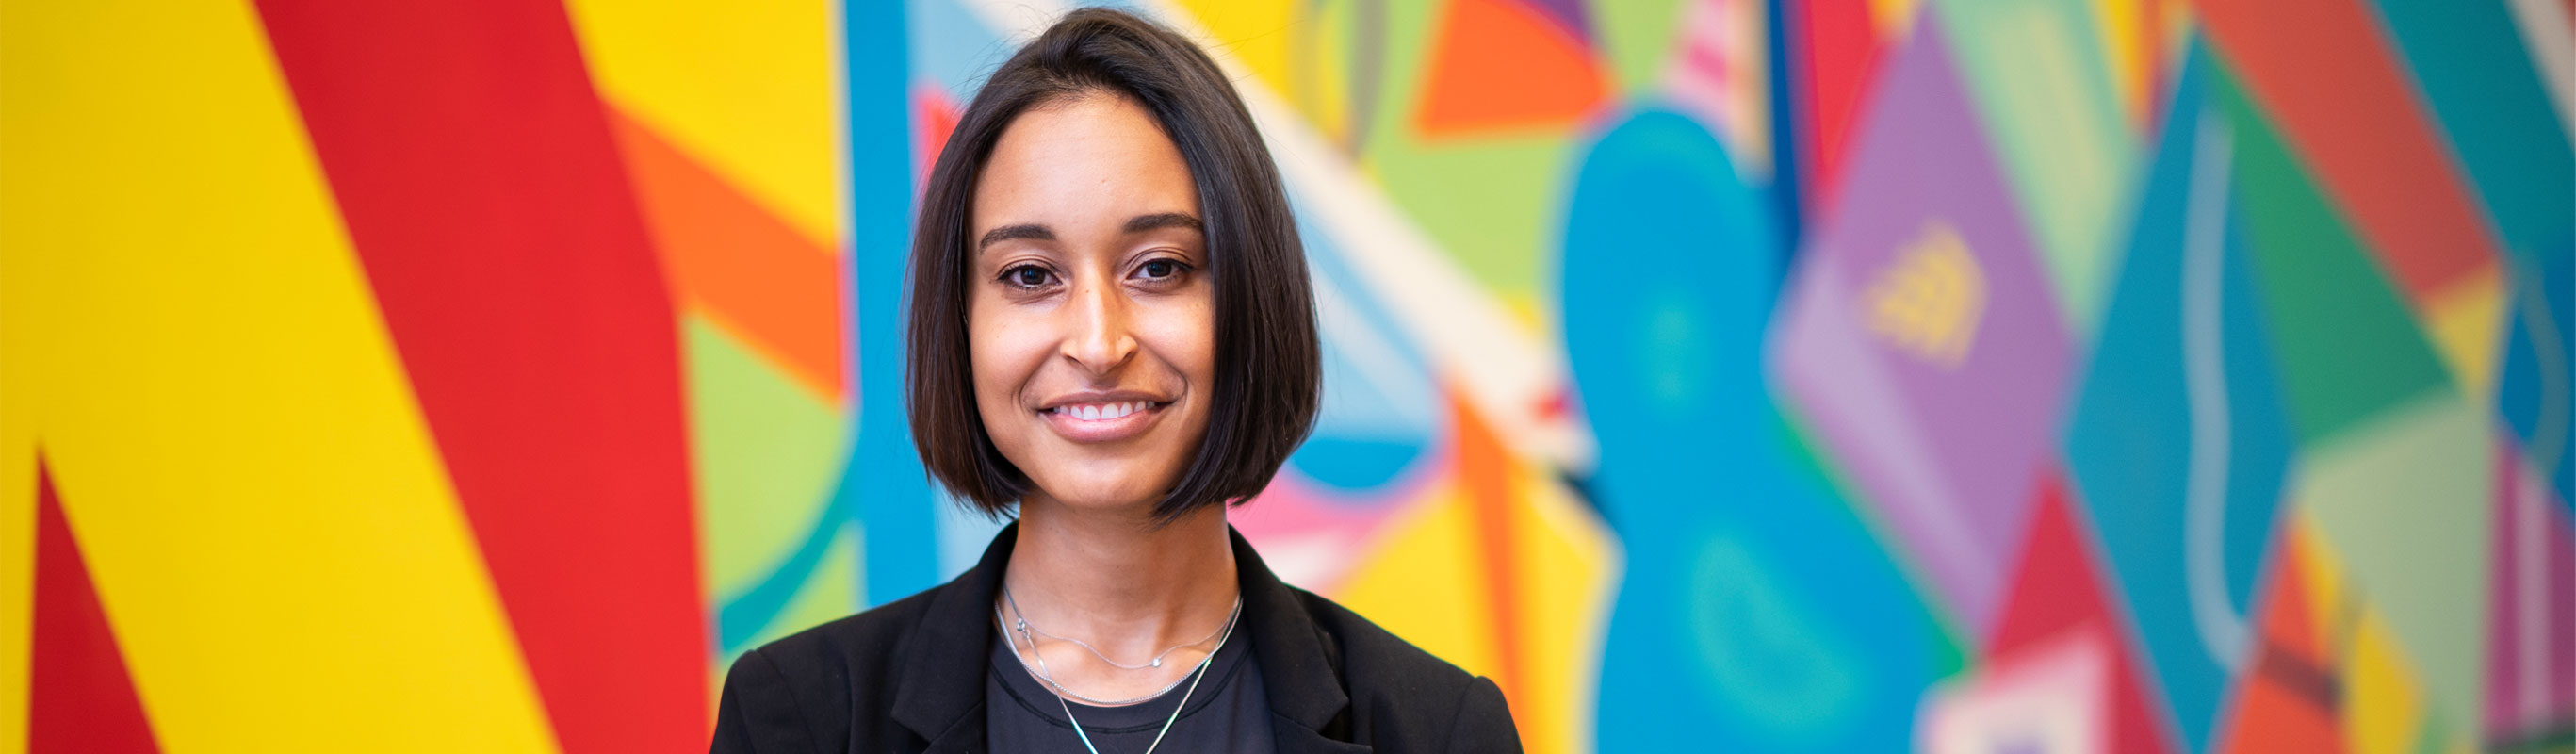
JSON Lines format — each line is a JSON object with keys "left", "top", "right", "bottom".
{"left": 889, "top": 522, "right": 1367, "bottom": 753}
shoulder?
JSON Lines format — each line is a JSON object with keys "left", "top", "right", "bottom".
{"left": 709, "top": 587, "right": 944, "bottom": 754}
{"left": 1280, "top": 586, "right": 1522, "bottom": 752}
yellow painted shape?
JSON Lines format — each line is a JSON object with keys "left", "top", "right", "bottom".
{"left": 1869, "top": 0, "right": 1927, "bottom": 40}
{"left": 2290, "top": 510, "right": 2354, "bottom": 658}
{"left": 2344, "top": 609, "right": 2426, "bottom": 754}
{"left": 563, "top": 0, "right": 843, "bottom": 248}
{"left": 1305, "top": 0, "right": 1354, "bottom": 142}
{"left": 1502, "top": 466, "right": 1620, "bottom": 754}
{"left": 0, "top": 1, "right": 559, "bottom": 750}
{"left": 1330, "top": 484, "right": 1507, "bottom": 680}
{"left": 1170, "top": 0, "right": 1299, "bottom": 102}
{"left": 2093, "top": 0, "right": 2147, "bottom": 128}
{"left": 2421, "top": 264, "right": 2506, "bottom": 406}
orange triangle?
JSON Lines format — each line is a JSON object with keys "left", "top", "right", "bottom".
{"left": 2213, "top": 525, "right": 2343, "bottom": 754}
{"left": 28, "top": 460, "right": 162, "bottom": 753}
{"left": 1413, "top": 0, "right": 1608, "bottom": 138}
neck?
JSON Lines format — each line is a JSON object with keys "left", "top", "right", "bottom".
{"left": 1003, "top": 497, "right": 1238, "bottom": 657}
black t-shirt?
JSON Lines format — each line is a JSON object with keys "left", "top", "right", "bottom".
{"left": 986, "top": 624, "right": 1276, "bottom": 753}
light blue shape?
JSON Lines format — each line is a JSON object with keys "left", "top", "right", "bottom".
{"left": 1567, "top": 107, "right": 1947, "bottom": 752}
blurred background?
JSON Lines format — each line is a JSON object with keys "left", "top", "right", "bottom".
{"left": 2, "top": 0, "right": 2569, "bottom": 751}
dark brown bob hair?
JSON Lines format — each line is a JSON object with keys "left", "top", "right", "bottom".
{"left": 906, "top": 8, "right": 1321, "bottom": 523}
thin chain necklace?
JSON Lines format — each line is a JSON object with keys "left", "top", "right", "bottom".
{"left": 997, "top": 594, "right": 1241, "bottom": 706}
{"left": 995, "top": 598, "right": 1242, "bottom": 754}
{"left": 1004, "top": 582, "right": 1231, "bottom": 669}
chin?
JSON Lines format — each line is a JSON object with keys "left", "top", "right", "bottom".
{"left": 1025, "top": 464, "right": 1181, "bottom": 513}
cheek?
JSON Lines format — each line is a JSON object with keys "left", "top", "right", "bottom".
{"left": 967, "top": 300, "right": 1048, "bottom": 418}
{"left": 1139, "top": 294, "right": 1217, "bottom": 400}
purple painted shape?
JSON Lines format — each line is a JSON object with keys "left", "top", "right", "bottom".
{"left": 2484, "top": 433, "right": 2576, "bottom": 739}
{"left": 1516, "top": 0, "right": 1590, "bottom": 40}
{"left": 1765, "top": 20, "right": 2072, "bottom": 634}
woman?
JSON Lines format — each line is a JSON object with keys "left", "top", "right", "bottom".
{"left": 709, "top": 8, "right": 1522, "bottom": 753}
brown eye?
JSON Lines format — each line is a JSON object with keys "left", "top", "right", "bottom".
{"left": 1003, "top": 264, "right": 1054, "bottom": 288}
{"left": 1140, "top": 259, "right": 1178, "bottom": 279}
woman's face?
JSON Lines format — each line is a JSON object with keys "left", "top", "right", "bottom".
{"left": 968, "top": 93, "right": 1215, "bottom": 513}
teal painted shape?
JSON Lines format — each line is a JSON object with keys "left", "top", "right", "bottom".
{"left": 2367, "top": 0, "right": 2575, "bottom": 269}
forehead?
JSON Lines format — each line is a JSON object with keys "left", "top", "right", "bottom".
{"left": 972, "top": 94, "right": 1199, "bottom": 237}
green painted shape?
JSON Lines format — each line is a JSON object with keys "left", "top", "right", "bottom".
{"left": 2296, "top": 393, "right": 2492, "bottom": 736}
{"left": 1930, "top": 0, "right": 2137, "bottom": 340}
{"left": 1367, "top": 133, "right": 1573, "bottom": 299}
{"left": 1591, "top": 0, "right": 1694, "bottom": 93}
{"left": 2209, "top": 57, "right": 2450, "bottom": 445}
{"left": 685, "top": 314, "right": 850, "bottom": 598}
{"left": 1342, "top": 0, "right": 1576, "bottom": 303}
{"left": 718, "top": 522, "right": 861, "bottom": 671}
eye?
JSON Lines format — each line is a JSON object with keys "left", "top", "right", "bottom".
{"left": 1000, "top": 264, "right": 1057, "bottom": 289}
{"left": 1132, "top": 257, "right": 1191, "bottom": 283}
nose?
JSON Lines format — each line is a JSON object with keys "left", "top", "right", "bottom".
{"left": 1060, "top": 271, "right": 1137, "bottom": 374}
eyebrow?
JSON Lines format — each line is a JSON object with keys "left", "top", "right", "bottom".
{"left": 976, "top": 212, "right": 1203, "bottom": 252}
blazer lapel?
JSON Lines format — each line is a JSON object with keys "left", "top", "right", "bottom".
{"left": 889, "top": 523, "right": 1017, "bottom": 753}
{"left": 1232, "top": 528, "right": 1372, "bottom": 754}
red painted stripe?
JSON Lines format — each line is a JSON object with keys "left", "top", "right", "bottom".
{"left": 2194, "top": 0, "right": 2501, "bottom": 302}
{"left": 1794, "top": 0, "right": 1886, "bottom": 217}
{"left": 253, "top": 3, "right": 708, "bottom": 751}
{"left": 30, "top": 460, "right": 163, "bottom": 754}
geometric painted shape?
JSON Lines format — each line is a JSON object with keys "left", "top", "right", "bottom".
{"left": 1287, "top": 213, "right": 1440, "bottom": 493}
{"left": 2213, "top": 523, "right": 2346, "bottom": 754}
{"left": 611, "top": 109, "right": 847, "bottom": 400}
{"left": 0, "top": 0, "right": 558, "bottom": 746}
{"left": 2196, "top": 0, "right": 2504, "bottom": 306}
{"left": 1788, "top": 0, "right": 1888, "bottom": 211}
{"left": 1985, "top": 477, "right": 2180, "bottom": 754}
{"left": 682, "top": 315, "right": 850, "bottom": 630}
{"left": 842, "top": 0, "right": 942, "bottom": 609}
{"left": 1919, "top": 630, "right": 2110, "bottom": 754}
{"left": 1769, "top": 17, "right": 2073, "bottom": 635}
{"left": 256, "top": 3, "right": 709, "bottom": 750}
{"left": 1662, "top": 0, "right": 1775, "bottom": 180}
{"left": 29, "top": 465, "right": 161, "bottom": 754}
{"left": 2208, "top": 54, "right": 2454, "bottom": 446}
{"left": 2063, "top": 48, "right": 2298, "bottom": 751}
{"left": 1414, "top": 0, "right": 1608, "bottom": 137}
{"left": 2294, "top": 393, "right": 2494, "bottom": 741}
{"left": 1930, "top": 0, "right": 2139, "bottom": 337}
{"left": 2365, "top": 0, "right": 2575, "bottom": 273}
{"left": 561, "top": 0, "right": 849, "bottom": 245}
{"left": 1566, "top": 107, "right": 1956, "bottom": 752}
{"left": 2482, "top": 433, "right": 2576, "bottom": 746}
{"left": 2494, "top": 247, "right": 2575, "bottom": 509}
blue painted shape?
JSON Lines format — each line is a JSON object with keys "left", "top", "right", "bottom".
{"left": 908, "top": 0, "right": 1014, "bottom": 101}
{"left": 2496, "top": 244, "right": 2575, "bottom": 511}
{"left": 2061, "top": 48, "right": 2297, "bottom": 751}
{"left": 1284, "top": 188, "right": 1440, "bottom": 493}
{"left": 2367, "top": 0, "right": 2574, "bottom": 269}
{"left": 1567, "top": 107, "right": 1946, "bottom": 752}
{"left": 846, "top": 0, "right": 942, "bottom": 608}
{"left": 716, "top": 498, "right": 854, "bottom": 649}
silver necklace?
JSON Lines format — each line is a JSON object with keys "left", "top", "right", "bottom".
{"left": 995, "top": 598, "right": 1242, "bottom": 754}
{"left": 996, "top": 596, "right": 1241, "bottom": 706}
{"left": 1003, "top": 583, "right": 1231, "bottom": 669}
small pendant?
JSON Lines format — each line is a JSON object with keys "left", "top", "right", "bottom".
{"left": 1150, "top": 657, "right": 1162, "bottom": 668}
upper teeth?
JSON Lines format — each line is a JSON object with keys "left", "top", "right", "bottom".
{"left": 1061, "top": 402, "right": 1148, "bottom": 420}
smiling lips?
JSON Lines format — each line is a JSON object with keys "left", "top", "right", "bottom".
{"left": 1039, "top": 398, "right": 1170, "bottom": 442}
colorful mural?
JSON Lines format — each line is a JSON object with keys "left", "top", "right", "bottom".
{"left": 2, "top": 0, "right": 2568, "bottom": 751}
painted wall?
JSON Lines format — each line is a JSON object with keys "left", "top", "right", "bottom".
{"left": 3, "top": 0, "right": 2568, "bottom": 751}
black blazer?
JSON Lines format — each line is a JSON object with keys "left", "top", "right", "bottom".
{"left": 709, "top": 523, "right": 1524, "bottom": 753}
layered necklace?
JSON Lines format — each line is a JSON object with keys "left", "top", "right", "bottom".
{"left": 995, "top": 585, "right": 1243, "bottom": 754}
